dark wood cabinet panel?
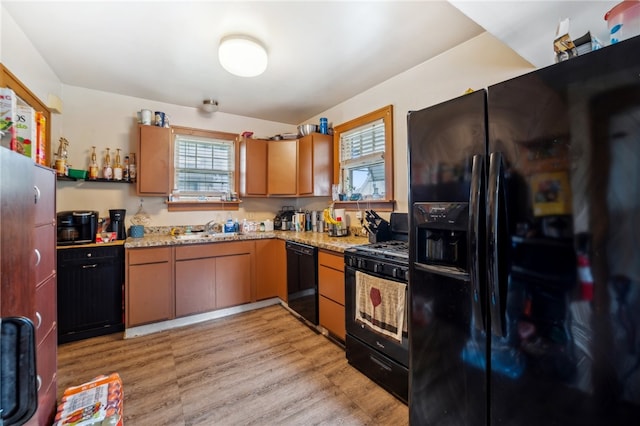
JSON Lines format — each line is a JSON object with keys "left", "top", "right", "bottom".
{"left": 57, "top": 245, "right": 124, "bottom": 342}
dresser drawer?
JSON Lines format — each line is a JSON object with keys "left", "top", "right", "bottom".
{"left": 34, "top": 222, "right": 56, "bottom": 285}
{"left": 36, "top": 326, "right": 57, "bottom": 399}
{"left": 35, "top": 274, "right": 56, "bottom": 345}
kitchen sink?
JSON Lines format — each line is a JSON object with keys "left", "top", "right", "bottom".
{"left": 173, "top": 232, "right": 240, "bottom": 240}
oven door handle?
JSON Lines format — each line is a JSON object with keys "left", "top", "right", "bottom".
{"left": 469, "top": 154, "right": 486, "bottom": 332}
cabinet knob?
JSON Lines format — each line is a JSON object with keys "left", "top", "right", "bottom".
{"left": 33, "top": 184, "right": 41, "bottom": 204}
{"left": 34, "top": 248, "right": 41, "bottom": 266}
{"left": 35, "top": 311, "right": 42, "bottom": 329}
{"left": 36, "top": 375, "right": 42, "bottom": 391}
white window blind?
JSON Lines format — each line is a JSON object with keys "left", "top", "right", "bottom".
{"left": 174, "top": 134, "right": 234, "bottom": 195}
{"left": 340, "top": 118, "right": 385, "bottom": 198}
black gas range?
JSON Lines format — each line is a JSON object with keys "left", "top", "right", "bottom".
{"left": 344, "top": 212, "right": 409, "bottom": 404}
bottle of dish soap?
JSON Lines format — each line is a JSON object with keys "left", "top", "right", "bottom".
{"left": 224, "top": 216, "right": 235, "bottom": 233}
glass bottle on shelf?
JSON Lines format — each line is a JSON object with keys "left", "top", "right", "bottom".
{"left": 103, "top": 148, "right": 113, "bottom": 180}
{"left": 88, "top": 146, "right": 99, "bottom": 180}
{"left": 123, "top": 155, "right": 130, "bottom": 181}
{"left": 113, "top": 148, "right": 123, "bottom": 181}
{"left": 128, "top": 153, "right": 136, "bottom": 182}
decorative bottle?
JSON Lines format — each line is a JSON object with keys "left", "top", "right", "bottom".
{"left": 123, "top": 155, "right": 130, "bottom": 181}
{"left": 128, "top": 153, "right": 137, "bottom": 182}
{"left": 103, "top": 148, "right": 113, "bottom": 180}
{"left": 113, "top": 149, "right": 123, "bottom": 181}
{"left": 88, "top": 146, "right": 99, "bottom": 180}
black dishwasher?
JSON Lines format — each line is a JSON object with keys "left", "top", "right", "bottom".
{"left": 286, "top": 241, "right": 318, "bottom": 325}
{"left": 57, "top": 245, "right": 124, "bottom": 343}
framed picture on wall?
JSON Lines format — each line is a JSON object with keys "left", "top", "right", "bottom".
{"left": 530, "top": 171, "right": 572, "bottom": 217}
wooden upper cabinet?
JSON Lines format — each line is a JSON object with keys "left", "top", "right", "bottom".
{"left": 298, "top": 133, "right": 332, "bottom": 196}
{"left": 240, "top": 138, "right": 268, "bottom": 196}
{"left": 137, "top": 125, "right": 172, "bottom": 196}
{"left": 267, "top": 139, "right": 297, "bottom": 195}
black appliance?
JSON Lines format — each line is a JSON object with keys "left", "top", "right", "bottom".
{"left": 407, "top": 36, "right": 640, "bottom": 425}
{"left": 286, "top": 241, "right": 318, "bottom": 325}
{"left": 109, "top": 209, "right": 126, "bottom": 240}
{"left": 57, "top": 245, "right": 125, "bottom": 343}
{"left": 1, "top": 317, "right": 38, "bottom": 425}
{"left": 56, "top": 210, "right": 98, "bottom": 245}
{"left": 344, "top": 212, "right": 409, "bottom": 403}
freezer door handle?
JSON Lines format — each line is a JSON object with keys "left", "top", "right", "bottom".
{"left": 488, "top": 152, "right": 506, "bottom": 337}
{"left": 469, "top": 154, "right": 486, "bottom": 331}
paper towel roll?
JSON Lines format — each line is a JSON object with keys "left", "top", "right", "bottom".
{"left": 334, "top": 209, "right": 346, "bottom": 223}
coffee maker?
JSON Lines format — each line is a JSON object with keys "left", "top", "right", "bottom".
{"left": 56, "top": 211, "right": 98, "bottom": 245}
{"left": 109, "top": 209, "right": 127, "bottom": 240}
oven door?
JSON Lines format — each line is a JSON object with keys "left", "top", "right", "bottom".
{"left": 345, "top": 265, "right": 409, "bottom": 367}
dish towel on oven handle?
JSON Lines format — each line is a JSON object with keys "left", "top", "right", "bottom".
{"left": 355, "top": 271, "right": 406, "bottom": 343}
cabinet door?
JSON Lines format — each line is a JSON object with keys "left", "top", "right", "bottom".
{"left": 240, "top": 138, "right": 267, "bottom": 196}
{"left": 175, "top": 257, "right": 216, "bottom": 317}
{"left": 255, "top": 239, "right": 286, "bottom": 301}
{"left": 216, "top": 254, "right": 251, "bottom": 308}
{"left": 297, "top": 135, "right": 313, "bottom": 195}
{"left": 137, "top": 125, "right": 172, "bottom": 196}
{"left": 57, "top": 257, "right": 123, "bottom": 336}
{"left": 311, "top": 133, "right": 333, "bottom": 196}
{"left": 127, "top": 261, "right": 173, "bottom": 326}
{"left": 267, "top": 140, "right": 297, "bottom": 195}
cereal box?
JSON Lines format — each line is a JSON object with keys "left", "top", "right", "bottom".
{"left": 16, "top": 104, "right": 36, "bottom": 160}
{"left": 35, "top": 111, "right": 47, "bottom": 165}
{"left": 54, "top": 373, "right": 123, "bottom": 426}
{"left": 1, "top": 87, "right": 17, "bottom": 151}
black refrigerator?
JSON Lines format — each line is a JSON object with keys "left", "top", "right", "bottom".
{"left": 407, "top": 35, "right": 640, "bottom": 425}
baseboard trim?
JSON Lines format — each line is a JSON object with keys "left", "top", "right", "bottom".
{"left": 124, "top": 298, "right": 282, "bottom": 339}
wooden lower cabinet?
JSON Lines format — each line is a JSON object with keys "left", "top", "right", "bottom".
{"left": 215, "top": 254, "right": 251, "bottom": 308}
{"left": 175, "top": 257, "right": 216, "bottom": 317}
{"left": 255, "top": 239, "right": 287, "bottom": 301}
{"left": 318, "top": 250, "right": 345, "bottom": 341}
{"left": 126, "top": 247, "right": 174, "bottom": 327}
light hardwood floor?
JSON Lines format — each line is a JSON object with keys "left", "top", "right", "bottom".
{"left": 56, "top": 305, "right": 408, "bottom": 425}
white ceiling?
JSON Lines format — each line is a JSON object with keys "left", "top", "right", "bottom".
{"left": 3, "top": 1, "right": 619, "bottom": 124}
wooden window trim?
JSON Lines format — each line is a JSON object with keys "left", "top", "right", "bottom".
{"left": 332, "top": 105, "right": 394, "bottom": 210}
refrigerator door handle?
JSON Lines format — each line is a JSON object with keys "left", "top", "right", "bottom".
{"left": 488, "top": 152, "right": 506, "bottom": 337}
{"left": 468, "top": 154, "right": 486, "bottom": 331}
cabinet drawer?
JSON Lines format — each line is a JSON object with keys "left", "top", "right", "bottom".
{"left": 318, "top": 250, "right": 344, "bottom": 272}
{"left": 319, "top": 265, "right": 345, "bottom": 305}
{"left": 34, "top": 222, "right": 56, "bottom": 285}
{"left": 175, "top": 240, "right": 254, "bottom": 260}
{"left": 319, "top": 295, "right": 345, "bottom": 341}
{"left": 33, "top": 164, "right": 55, "bottom": 227}
{"left": 36, "top": 326, "right": 57, "bottom": 400}
{"left": 35, "top": 275, "right": 56, "bottom": 345}
{"left": 58, "top": 245, "right": 122, "bottom": 263}
{"left": 128, "top": 246, "right": 171, "bottom": 265}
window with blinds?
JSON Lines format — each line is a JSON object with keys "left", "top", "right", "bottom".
{"left": 174, "top": 134, "right": 235, "bottom": 196}
{"left": 340, "top": 118, "right": 386, "bottom": 199}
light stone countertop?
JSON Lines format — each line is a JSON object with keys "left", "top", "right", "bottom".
{"left": 123, "top": 230, "right": 368, "bottom": 253}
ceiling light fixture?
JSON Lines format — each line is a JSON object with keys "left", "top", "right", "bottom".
{"left": 218, "top": 35, "right": 268, "bottom": 77}
{"left": 202, "top": 99, "right": 219, "bottom": 113}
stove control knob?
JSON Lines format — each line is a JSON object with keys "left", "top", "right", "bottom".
{"left": 374, "top": 263, "right": 383, "bottom": 273}
{"left": 346, "top": 257, "right": 355, "bottom": 267}
{"left": 357, "top": 258, "right": 366, "bottom": 269}
{"left": 393, "top": 268, "right": 407, "bottom": 280}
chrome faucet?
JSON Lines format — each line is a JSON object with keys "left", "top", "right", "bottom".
{"left": 205, "top": 220, "right": 219, "bottom": 235}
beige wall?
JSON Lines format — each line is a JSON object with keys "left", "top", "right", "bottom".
{"left": 2, "top": 4, "right": 533, "bottom": 227}
{"left": 304, "top": 32, "right": 534, "bottom": 214}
